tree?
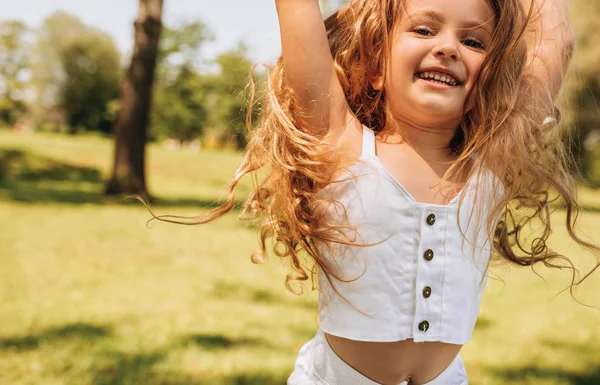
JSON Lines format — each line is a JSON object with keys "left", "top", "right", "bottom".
{"left": 151, "top": 63, "right": 208, "bottom": 143}
{"left": 207, "top": 43, "right": 262, "bottom": 149}
{"left": 105, "top": 0, "right": 164, "bottom": 199}
{"left": 157, "top": 20, "right": 212, "bottom": 66}
{"left": 150, "top": 20, "right": 212, "bottom": 143}
{"left": 30, "top": 12, "right": 87, "bottom": 128}
{"left": 564, "top": 0, "right": 600, "bottom": 184}
{"left": 0, "top": 20, "right": 31, "bottom": 125}
{"left": 30, "top": 12, "right": 121, "bottom": 133}
{"left": 58, "top": 32, "right": 121, "bottom": 134}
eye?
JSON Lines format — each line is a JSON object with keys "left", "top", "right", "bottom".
{"left": 462, "top": 37, "right": 486, "bottom": 50}
{"left": 413, "top": 27, "right": 433, "bottom": 36}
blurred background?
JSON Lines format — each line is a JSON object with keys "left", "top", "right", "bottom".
{"left": 0, "top": 0, "right": 599, "bottom": 384}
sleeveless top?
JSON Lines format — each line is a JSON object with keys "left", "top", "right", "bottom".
{"left": 316, "top": 126, "right": 503, "bottom": 344}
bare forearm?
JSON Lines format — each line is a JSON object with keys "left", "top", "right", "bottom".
{"left": 522, "top": 0, "right": 574, "bottom": 99}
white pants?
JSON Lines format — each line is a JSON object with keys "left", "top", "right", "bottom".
{"left": 288, "top": 330, "right": 468, "bottom": 385}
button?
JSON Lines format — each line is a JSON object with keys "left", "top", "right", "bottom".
{"left": 422, "top": 286, "right": 432, "bottom": 298}
{"left": 426, "top": 214, "right": 436, "bottom": 226}
{"left": 423, "top": 249, "right": 434, "bottom": 261}
{"left": 418, "top": 320, "right": 430, "bottom": 332}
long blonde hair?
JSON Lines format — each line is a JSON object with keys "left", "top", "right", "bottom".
{"left": 152, "top": 0, "right": 599, "bottom": 296}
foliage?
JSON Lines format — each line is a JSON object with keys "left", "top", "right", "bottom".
{"left": 151, "top": 22, "right": 262, "bottom": 150}
{"left": 30, "top": 12, "right": 121, "bottom": 134}
{"left": 568, "top": 0, "right": 600, "bottom": 185}
{"left": 152, "top": 63, "right": 208, "bottom": 143}
{"left": 0, "top": 20, "right": 31, "bottom": 125}
{"left": 0, "top": 95, "right": 27, "bottom": 128}
{"left": 157, "top": 20, "right": 213, "bottom": 67}
{"left": 206, "top": 42, "right": 264, "bottom": 149}
{"left": 58, "top": 31, "right": 121, "bottom": 134}
{"left": 150, "top": 20, "right": 213, "bottom": 144}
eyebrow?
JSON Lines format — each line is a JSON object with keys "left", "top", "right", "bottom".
{"left": 408, "top": 10, "right": 494, "bottom": 34}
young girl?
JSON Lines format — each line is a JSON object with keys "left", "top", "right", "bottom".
{"left": 154, "top": 0, "right": 599, "bottom": 383}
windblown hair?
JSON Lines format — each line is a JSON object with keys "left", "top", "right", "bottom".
{"left": 153, "top": 0, "right": 599, "bottom": 296}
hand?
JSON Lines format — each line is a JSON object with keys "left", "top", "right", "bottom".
{"left": 522, "top": 0, "right": 574, "bottom": 98}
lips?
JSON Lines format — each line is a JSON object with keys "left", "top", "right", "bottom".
{"left": 415, "top": 69, "right": 463, "bottom": 86}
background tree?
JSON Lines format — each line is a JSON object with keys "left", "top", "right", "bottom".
{"left": 105, "top": 0, "right": 164, "bottom": 199}
{"left": 567, "top": 0, "right": 600, "bottom": 185}
{"left": 151, "top": 63, "right": 208, "bottom": 144}
{"left": 58, "top": 31, "right": 121, "bottom": 134}
{"left": 150, "top": 20, "right": 212, "bottom": 144}
{"left": 30, "top": 12, "right": 88, "bottom": 129}
{"left": 206, "top": 43, "right": 262, "bottom": 149}
{"left": 157, "top": 20, "right": 212, "bottom": 66}
{"left": 30, "top": 12, "right": 121, "bottom": 134}
{"left": 0, "top": 20, "right": 31, "bottom": 126}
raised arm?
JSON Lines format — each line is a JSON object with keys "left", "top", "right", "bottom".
{"left": 522, "top": 0, "right": 574, "bottom": 100}
{"left": 275, "top": 0, "right": 353, "bottom": 138}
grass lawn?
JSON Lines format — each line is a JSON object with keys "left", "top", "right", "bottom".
{"left": 0, "top": 131, "right": 599, "bottom": 385}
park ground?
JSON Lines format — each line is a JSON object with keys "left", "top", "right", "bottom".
{"left": 0, "top": 131, "right": 599, "bottom": 385}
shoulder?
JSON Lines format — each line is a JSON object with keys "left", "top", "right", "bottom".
{"left": 463, "top": 157, "right": 505, "bottom": 206}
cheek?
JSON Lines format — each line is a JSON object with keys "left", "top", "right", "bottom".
{"left": 464, "top": 58, "right": 485, "bottom": 111}
{"left": 464, "top": 54, "right": 486, "bottom": 89}
{"left": 390, "top": 38, "right": 429, "bottom": 74}
{"left": 386, "top": 42, "right": 428, "bottom": 96}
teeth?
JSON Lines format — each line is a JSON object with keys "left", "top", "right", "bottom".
{"left": 418, "top": 71, "right": 458, "bottom": 86}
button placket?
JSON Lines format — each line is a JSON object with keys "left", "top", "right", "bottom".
{"left": 414, "top": 208, "right": 447, "bottom": 340}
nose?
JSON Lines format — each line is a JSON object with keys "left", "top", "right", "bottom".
{"left": 432, "top": 35, "right": 461, "bottom": 61}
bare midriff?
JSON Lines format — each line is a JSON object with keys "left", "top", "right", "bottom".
{"left": 324, "top": 333, "right": 463, "bottom": 385}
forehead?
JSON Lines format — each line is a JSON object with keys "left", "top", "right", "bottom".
{"left": 402, "top": 0, "right": 495, "bottom": 27}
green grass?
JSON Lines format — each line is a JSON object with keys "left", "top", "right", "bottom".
{"left": 0, "top": 130, "right": 599, "bottom": 385}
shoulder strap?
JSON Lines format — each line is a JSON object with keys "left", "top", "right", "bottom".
{"left": 362, "top": 126, "right": 376, "bottom": 157}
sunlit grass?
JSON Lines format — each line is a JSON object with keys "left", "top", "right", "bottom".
{"left": 0, "top": 130, "right": 599, "bottom": 385}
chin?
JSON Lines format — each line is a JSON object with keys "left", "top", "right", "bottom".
{"left": 412, "top": 104, "right": 463, "bottom": 124}
{"left": 390, "top": 98, "right": 464, "bottom": 126}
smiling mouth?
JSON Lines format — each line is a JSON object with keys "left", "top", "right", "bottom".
{"left": 416, "top": 71, "right": 461, "bottom": 87}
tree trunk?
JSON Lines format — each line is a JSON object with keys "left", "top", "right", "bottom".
{"left": 105, "top": 0, "right": 164, "bottom": 199}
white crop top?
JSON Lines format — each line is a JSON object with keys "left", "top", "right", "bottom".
{"left": 317, "top": 126, "right": 503, "bottom": 344}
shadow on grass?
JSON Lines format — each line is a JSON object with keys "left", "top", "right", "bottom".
{"left": 0, "top": 322, "right": 111, "bottom": 351}
{"left": 487, "top": 338, "right": 600, "bottom": 385}
{"left": 0, "top": 321, "right": 290, "bottom": 384}
{"left": 541, "top": 338, "right": 600, "bottom": 356}
{"left": 0, "top": 148, "right": 245, "bottom": 209}
{"left": 550, "top": 203, "right": 600, "bottom": 214}
{"left": 4, "top": 148, "right": 600, "bottom": 214}
{"left": 210, "top": 280, "right": 316, "bottom": 311}
{"left": 489, "top": 366, "right": 600, "bottom": 385}
{"left": 94, "top": 369, "right": 289, "bottom": 385}
{"left": 474, "top": 316, "right": 493, "bottom": 330}
{"left": 89, "top": 349, "right": 169, "bottom": 385}
{"left": 0, "top": 149, "right": 103, "bottom": 182}
{"left": 197, "top": 373, "right": 289, "bottom": 385}
{"left": 90, "top": 337, "right": 289, "bottom": 385}
{"left": 183, "top": 333, "right": 268, "bottom": 351}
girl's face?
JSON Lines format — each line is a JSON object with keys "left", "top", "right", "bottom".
{"left": 384, "top": 0, "right": 495, "bottom": 129}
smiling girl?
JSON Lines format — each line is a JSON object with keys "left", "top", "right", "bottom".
{"left": 155, "top": 0, "right": 598, "bottom": 384}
